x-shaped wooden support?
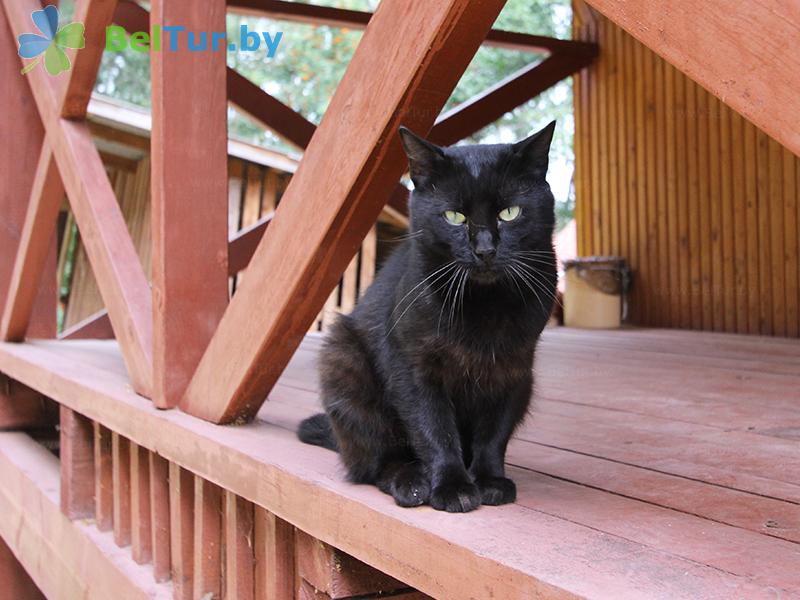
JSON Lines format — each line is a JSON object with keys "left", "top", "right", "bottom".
{"left": 181, "top": 0, "right": 512, "bottom": 422}
{"left": 2, "top": 0, "right": 595, "bottom": 423}
{"left": 2, "top": 0, "right": 154, "bottom": 396}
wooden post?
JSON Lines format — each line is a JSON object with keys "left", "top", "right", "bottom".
{"left": 182, "top": 0, "right": 508, "bottom": 423}
{"left": 59, "top": 406, "right": 95, "bottom": 519}
{"left": 150, "top": 0, "right": 229, "bottom": 408}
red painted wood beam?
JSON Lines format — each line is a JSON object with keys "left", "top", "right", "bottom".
{"left": 182, "top": 0, "right": 509, "bottom": 423}
{"left": 584, "top": 0, "right": 800, "bottom": 157}
{"left": 0, "top": 9, "right": 56, "bottom": 342}
{"left": 226, "top": 69, "right": 315, "bottom": 149}
{"left": 228, "top": 0, "right": 598, "bottom": 57}
{"left": 59, "top": 310, "right": 115, "bottom": 340}
{"left": 2, "top": 0, "right": 154, "bottom": 396}
{"left": 0, "top": 146, "right": 63, "bottom": 342}
{"left": 60, "top": 0, "right": 120, "bottom": 119}
{"left": 150, "top": 0, "right": 230, "bottom": 408}
{"left": 228, "top": 213, "right": 274, "bottom": 276}
{"left": 2, "top": 0, "right": 126, "bottom": 343}
{"left": 430, "top": 52, "right": 595, "bottom": 146}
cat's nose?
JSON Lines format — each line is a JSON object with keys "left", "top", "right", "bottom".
{"left": 474, "top": 246, "right": 496, "bottom": 259}
{"left": 473, "top": 243, "right": 496, "bottom": 262}
{"left": 473, "top": 229, "right": 496, "bottom": 262}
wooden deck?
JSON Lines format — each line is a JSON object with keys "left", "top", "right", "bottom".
{"left": 0, "top": 327, "right": 798, "bottom": 599}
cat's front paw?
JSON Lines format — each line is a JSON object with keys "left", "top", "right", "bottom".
{"left": 430, "top": 480, "right": 481, "bottom": 513}
{"left": 391, "top": 470, "right": 431, "bottom": 507}
{"left": 476, "top": 476, "right": 516, "bottom": 505}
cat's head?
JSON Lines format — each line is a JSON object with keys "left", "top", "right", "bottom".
{"left": 399, "top": 122, "right": 557, "bottom": 284}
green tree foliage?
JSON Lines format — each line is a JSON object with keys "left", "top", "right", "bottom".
{"left": 90, "top": 0, "right": 574, "bottom": 226}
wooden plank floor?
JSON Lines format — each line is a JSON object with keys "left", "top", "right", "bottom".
{"left": 262, "top": 327, "right": 800, "bottom": 598}
{"left": 0, "top": 327, "right": 798, "bottom": 599}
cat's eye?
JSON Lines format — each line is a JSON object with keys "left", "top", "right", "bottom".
{"left": 443, "top": 210, "right": 466, "bottom": 225}
{"left": 498, "top": 206, "right": 521, "bottom": 222}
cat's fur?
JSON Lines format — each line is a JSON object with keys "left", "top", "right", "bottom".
{"left": 298, "top": 122, "right": 558, "bottom": 512}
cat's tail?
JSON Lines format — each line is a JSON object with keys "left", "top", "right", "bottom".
{"left": 297, "top": 413, "right": 339, "bottom": 452}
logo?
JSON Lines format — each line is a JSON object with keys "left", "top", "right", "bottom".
{"left": 105, "top": 25, "right": 283, "bottom": 57}
{"left": 17, "top": 5, "right": 85, "bottom": 76}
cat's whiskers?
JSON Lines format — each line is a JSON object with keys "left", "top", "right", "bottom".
{"left": 507, "top": 263, "right": 548, "bottom": 316}
{"left": 447, "top": 268, "right": 462, "bottom": 333}
{"left": 437, "top": 266, "right": 462, "bottom": 335}
{"left": 516, "top": 259, "right": 557, "bottom": 271}
{"left": 382, "top": 229, "right": 424, "bottom": 243}
{"left": 387, "top": 262, "right": 458, "bottom": 335}
{"left": 391, "top": 260, "right": 456, "bottom": 316}
{"left": 503, "top": 267, "right": 528, "bottom": 307}
{"left": 511, "top": 259, "right": 562, "bottom": 309}
{"left": 455, "top": 268, "right": 469, "bottom": 330}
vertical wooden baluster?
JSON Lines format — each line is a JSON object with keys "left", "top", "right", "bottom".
{"left": 225, "top": 492, "right": 255, "bottom": 600}
{"left": 131, "top": 443, "right": 152, "bottom": 564}
{"left": 359, "top": 227, "right": 377, "bottom": 295}
{"left": 94, "top": 423, "right": 113, "bottom": 531}
{"left": 193, "top": 478, "right": 223, "bottom": 599}
{"left": 169, "top": 463, "right": 194, "bottom": 600}
{"left": 254, "top": 507, "right": 295, "bottom": 600}
{"left": 112, "top": 432, "right": 131, "bottom": 546}
{"left": 59, "top": 406, "right": 95, "bottom": 519}
{"left": 150, "top": 452, "right": 171, "bottom": 583}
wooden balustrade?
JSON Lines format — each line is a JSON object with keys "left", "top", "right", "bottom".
{"left": 48, "top": 397, "right": 432, "bottom": 599}
{"left": 0, "top": 0, "right": 596, "bottom": 596}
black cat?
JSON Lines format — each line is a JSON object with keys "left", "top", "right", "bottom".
{"left": 298, "top": 122, "right": 558, "bottom": 512}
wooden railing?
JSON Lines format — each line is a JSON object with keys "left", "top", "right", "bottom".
{"left": 0, "top": 0, "right": 595, "bottom": 597}
{"left": 2, "top": 0, "right": 595, "bottom": 421}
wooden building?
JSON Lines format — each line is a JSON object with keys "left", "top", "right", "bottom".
{"left": 573, "top": 1, "right": 800, "bottom": 338}
{"left": 0, "top": 1, "right": 798, "bottom": 599}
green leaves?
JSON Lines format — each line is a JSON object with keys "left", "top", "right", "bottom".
{"left": 19, "top": 5, "right": 85, "bottom": 77}
{"left": 55, "top": 22, "right": 85, "bottom": 50}
{"left": 44, "top": 22, "right": 84, "bottom": 76}
{"left": 45, "top": 44, "right": 71, "bottom": 76}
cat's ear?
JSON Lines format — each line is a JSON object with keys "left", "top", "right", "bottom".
{"left": 512, "top": 120, "right": 556, "bottom": 178}
{"left": 399, "top": 126, "right": 444, "bottom": 188}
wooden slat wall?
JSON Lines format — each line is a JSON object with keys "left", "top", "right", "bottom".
{"left": 63, "top": 155, "right": 379, "bottom": 331}
{"left": 64, "top": 158, "right": 152, "bottom": 329}
{"left": 573, "top": 1, "right": 800, "bottom": 337}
